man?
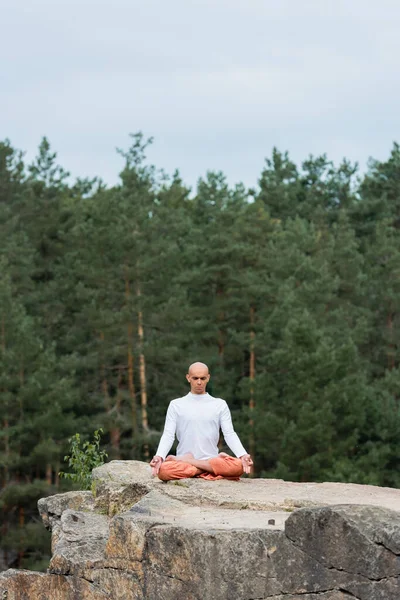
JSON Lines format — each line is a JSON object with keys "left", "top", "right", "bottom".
{"left": 150, "top": 362, "right": 253, "bottom": 481}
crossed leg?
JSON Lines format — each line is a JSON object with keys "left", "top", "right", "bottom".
{"left": 158, "top": 453, "right": 200, "bottom": 481}
{"left": 158, "top": 452, "right": 243, "bottom": 481}
{"left": 167, "top": 452, "right": 216, "bottom": 473}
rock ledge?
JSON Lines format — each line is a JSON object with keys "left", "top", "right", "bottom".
{"left": 1, "top": 460, "right": 399, "bottom": 599}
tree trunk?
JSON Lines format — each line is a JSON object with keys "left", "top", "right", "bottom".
{"left": 1, "top": 319, "right": 8, "bottom": 483}
{"left": 46, "top": 463, "right": 52, "bottom": 485}
{"left": 110, "top": 369, "right": 122, "bottom": 457}
{"left": 2, "top": 518, "right": 8, "bottom": 568}
{"left": 18, "top": 507, "right": 25, "bottom": 567}
{"left": 138, "top": 312, "right": 148, "bottom": 430}
{"left": 1, "top": 316, "right": 5, "bottom": 350}
{"left": 217, "top": 287, "right": 225, "bottom": 366}
{"left": 55, "top": 463, "right": 60, "bottom": 488}
{"left": 100, "top": 331, "right": 111, "bottom": 410}
{"left": 100, "top": 330, "right": 121, "bottom": 455}
{"left": 387, "top": 310, "right": 395, "bottom": 370}
{"left": 124, "top": 272, "right": 138, "bottom": 436}
{"left": 249, "top": 306, "right": 256, "bottom": 472}
{"left": 3, "top": 418, "right": 9, "bottom": 484}
{"left": 137, "top": 282, "right": 149, "bottom": 459}
{"left": 127, "top": 326, "right": 138, "bottom": 436}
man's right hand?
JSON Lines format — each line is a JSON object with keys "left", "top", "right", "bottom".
{"left": 149, "top": 455, "right": 164, "bottom": 476}
{"left": 240, "top": 454, "right": 254, "bottom": 474}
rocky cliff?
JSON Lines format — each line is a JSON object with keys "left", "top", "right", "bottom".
{"left": 1, "top": 460, "right": 399, "bottom": 599}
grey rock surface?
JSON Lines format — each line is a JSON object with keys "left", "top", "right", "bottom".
{"left": 92, "top": 460, "right": 400, "bottom": 514}
{"left": 1, "top": 460, "right": 399, "bottom": 600}
{"left": 49, "top": 509, "right": 110, "bottom": 575}
{"left": 38, "top": 490, "right": 95, "bottom": 529}
{"left": 285, "top": 504, "right": 400, "bottom": 578}
{"left": 263, "top": 594, "right": 356, "bottom": 599}
{"left": 0, "top": 569, "right": 110, "bottom": 599}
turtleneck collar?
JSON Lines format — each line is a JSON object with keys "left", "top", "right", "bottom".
{"left": 187, "top": 392, "right": 209, "bottom": 400}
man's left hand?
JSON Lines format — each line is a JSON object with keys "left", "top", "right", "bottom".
{"left": 240, "top": 454, "right": 253, "bottom": 474}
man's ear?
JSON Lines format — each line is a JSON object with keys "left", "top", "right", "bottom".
{"left": 186, "top": 373, "right": 191, "bottom": 383}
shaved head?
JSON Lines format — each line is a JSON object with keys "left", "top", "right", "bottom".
{"left": 186, "top": 362, "right": 210, "bottom": 394}
{"left": 188, "top": 362, "right": 209, "bottom": 374}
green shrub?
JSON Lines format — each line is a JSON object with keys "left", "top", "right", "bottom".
{"left": 59, "top": 429, "right": 108, "bottom": 490}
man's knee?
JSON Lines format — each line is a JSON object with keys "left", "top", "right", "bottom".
{"left": 158, "top": 462, "right": 171, "bottom": 481}
{"left": 158, "top": 460, "right": 198, "bottom": 481}
{"left": 210, "top": 455, "right": 243, "bottom": 478}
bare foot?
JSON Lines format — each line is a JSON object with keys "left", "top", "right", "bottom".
{"left": 176, "top": 452, "right": 195, "bottom": 461}
{"left": 166, "top": 453, "right": 195, "bottom": 463}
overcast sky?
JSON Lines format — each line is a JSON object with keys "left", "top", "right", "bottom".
{"left": 2, "top": 0, "right": 400, "bottom": 191}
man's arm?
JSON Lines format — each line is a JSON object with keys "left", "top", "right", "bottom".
{"left": 220, "top": 402, "right": 253, "bottom": 473}
{"left": 150, "top": 402, "right": 177, "bottom": 475}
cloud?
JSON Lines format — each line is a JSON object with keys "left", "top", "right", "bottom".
{"left": 1, "top": 0, "right": 400, "bottom": 189}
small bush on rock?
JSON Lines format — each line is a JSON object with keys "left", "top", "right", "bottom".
{"left": 59, "top": 429, "right": 108, "bottom": 490}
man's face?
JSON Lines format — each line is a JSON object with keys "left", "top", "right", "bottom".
{"left": 186, "top": 365, "right": 210, "bottom": 394}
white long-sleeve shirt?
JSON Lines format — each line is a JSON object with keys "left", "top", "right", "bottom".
{"left": 155, "top": 392, "right": 247, "bottom": 460}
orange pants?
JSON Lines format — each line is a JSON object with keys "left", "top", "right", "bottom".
{"left": 158, "top": 454, "right": 244, "bottom": 482}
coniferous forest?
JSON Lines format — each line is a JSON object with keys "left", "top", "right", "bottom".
{"left": 1, "top": 133, "right": 400, "bottom": 571}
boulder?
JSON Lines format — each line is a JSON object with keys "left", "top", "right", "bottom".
{"left": 0, "top": 569, "right": 110, "bottom": 599}
{"left": 38, "top": 490, "right": 95, "bottom": 530}
{"left": 1, "top": 460, "right": 399, "bottom": 600}
{"left": 285, "top": 504, "right": 400, "bottom": 578}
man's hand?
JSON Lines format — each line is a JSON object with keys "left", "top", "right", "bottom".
{"left": 240, "top": 454, "right": 253, "bottom": 474}
{"left": 150, "top": 455, "right": 164, "bottom": 476}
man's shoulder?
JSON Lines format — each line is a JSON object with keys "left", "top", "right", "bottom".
{"left": 169, "top": 394, "right": 189, "bottom": 405}
{"left": 208, "top": 395, "right": 228, "bottom": 406}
